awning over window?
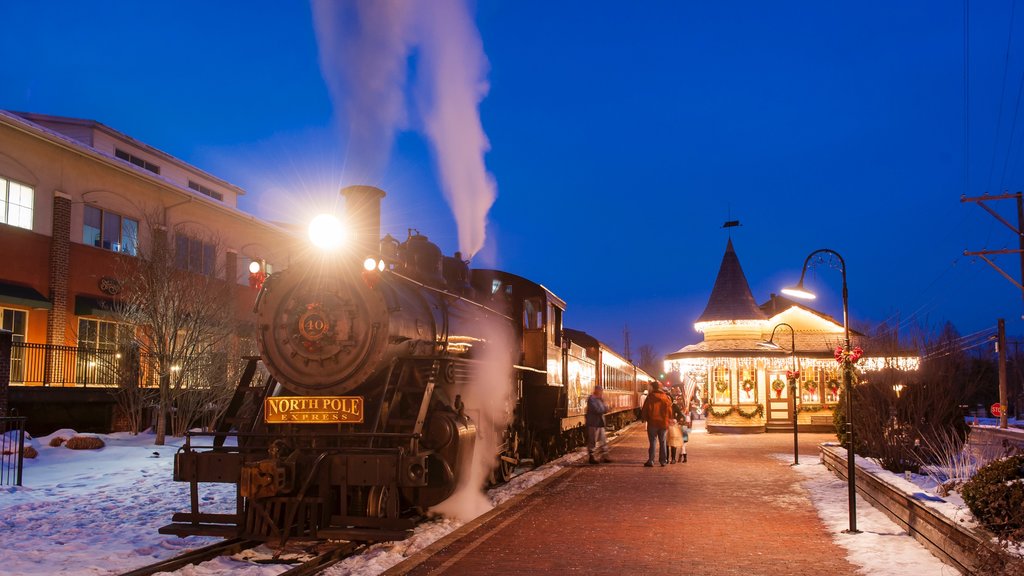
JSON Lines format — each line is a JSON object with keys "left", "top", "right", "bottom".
{"left": 0, "top": 282, "right": 51, "bottom": 309}
{"left": 74, "top": 295, "right": 117, "bottom": 318}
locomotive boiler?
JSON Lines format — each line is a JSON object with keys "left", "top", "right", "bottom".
{"left": 161, "top": 185, "right": 651, "bottom": 544}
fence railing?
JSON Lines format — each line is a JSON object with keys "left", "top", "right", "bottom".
{"left": 10, "top": 342, "right": 148, "bottom": 388}
{"left": 1, "top": 413, "right": 26, "bottom": 486}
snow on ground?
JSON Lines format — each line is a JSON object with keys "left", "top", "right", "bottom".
{"left": 1, "top": 421, "right": 1019, "bottom": 575}
{"left": 783, "top": 452, "right": 962, "bottom": 575}
{"left": 0, "top": 428, "right": 584, "bottom": 576}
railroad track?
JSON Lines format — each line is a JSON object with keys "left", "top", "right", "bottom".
{"left": 118, "top": 537, "right": 365, "bottom": 576}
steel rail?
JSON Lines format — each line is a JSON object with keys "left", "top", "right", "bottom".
{"left": 117, "top": 538, "right": 259, "bottom": 576}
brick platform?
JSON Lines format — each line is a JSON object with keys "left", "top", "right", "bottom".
{"left": 387, "top": 422, "right": 862, "bottom": 575}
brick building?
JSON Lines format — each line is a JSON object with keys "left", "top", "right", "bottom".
{"left": 0, "top": 111, "right": 298, "bottom": 432}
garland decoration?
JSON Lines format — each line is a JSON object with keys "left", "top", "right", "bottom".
{"left": 737, "top": 404, "right": 764, "bottom": 418}
{"left": 707, "top": 404, "right": 765, "bottom": 419}
{"left": 714, "top": 380, "right": 729, "bottom": 393}
{"left": 709, "top": 405, "right": 734, "bottom": 417}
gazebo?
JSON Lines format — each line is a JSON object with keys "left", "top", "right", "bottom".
{"left": 664, "top": 239, "right": 918, "bottom": 434}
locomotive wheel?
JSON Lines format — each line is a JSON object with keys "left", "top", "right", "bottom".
{"left": 496, "top": 429, "right": 519, "bottom": 483}
{"left": 367, "top": 485, "right": 391, "bottom": 518}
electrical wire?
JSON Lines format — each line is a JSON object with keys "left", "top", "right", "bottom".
{"left": 988, "top": 0, "right": 1018, "bottom": 192}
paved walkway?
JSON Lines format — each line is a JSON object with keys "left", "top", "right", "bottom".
{"left": 388, "top": 422, "right": 863, "bottom": 576}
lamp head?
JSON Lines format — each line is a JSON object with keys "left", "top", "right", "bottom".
{"left": 756, "top": 340, "right": 783, "bottom": 351}
{"left": 781, "top": 282, "right": 816, "bottom": 300}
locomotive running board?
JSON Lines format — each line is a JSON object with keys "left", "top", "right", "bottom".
{"left": 159, "top": 522, "right": 239, "bottom": 538}
{"left": 316, "top": 527, "right": 413, "bottom": 543}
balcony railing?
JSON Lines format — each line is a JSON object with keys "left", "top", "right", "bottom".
{"left": 9, "top": 342, "right": 148, "bottom": 388}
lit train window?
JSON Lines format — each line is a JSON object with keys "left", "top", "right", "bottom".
{"left": 491, "top": 279, "right": 501, "bottom": 294}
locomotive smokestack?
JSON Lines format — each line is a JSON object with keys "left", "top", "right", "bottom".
{"left": 341, "top": 185, "right": 386, "bottom": 257}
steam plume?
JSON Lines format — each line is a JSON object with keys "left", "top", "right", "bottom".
{"left": 311, "top": 0, "right": 413, "bottom": 183}
{"left": 311, "top": 0, "right": 496, "bottom": 258}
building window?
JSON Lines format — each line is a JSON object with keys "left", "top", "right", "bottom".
{"left": 76, "top": 318, "right": 130, "bottom": 386}
{"left": 114, "top": 148, "right": 160, "bottom": 174}
{"left": 175, "top": 234, "right": 216, "bottom": 276}
{"left": 2, "top": 308, "right": 27, "bottom": 383}
{"left": 0, "top": 176, "right": 34, "bottom": 230}
{"left": 84, "top": 205, "right": 138, "bottom": 255}
{"left": 188, "top": 180, "right": 224, "bottom": 201}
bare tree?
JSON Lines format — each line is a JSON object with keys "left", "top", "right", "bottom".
{"left": 116, "top": 214, "right": 238, "bottom": 444}
{"left": 638, "top": 344, "right": 660, "bottom": 378}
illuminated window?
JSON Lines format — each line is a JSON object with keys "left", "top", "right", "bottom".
{"left": 76, "top": 318, "right": 130, "bottom": 386}
{"left": 2, "top": 308, "right": 27, "bottom": 382}
{"left": 83, "top": 205, "right": 138, "bottom": 255}
{"left": 712, "top": 365, "right": 732, "bottom": 404}
{"left": 0, "top": 176, "right": 34, "bottom": 230}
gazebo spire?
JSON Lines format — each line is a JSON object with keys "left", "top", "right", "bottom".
{"left": 695, "top": 238, "right": 767, "bottom": 326}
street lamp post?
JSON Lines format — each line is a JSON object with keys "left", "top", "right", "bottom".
{"left": 782, "top": 248, "right": 859, "bottom": 534}
{"left": 762, "top": 323, "right": 799, "bottom": 465}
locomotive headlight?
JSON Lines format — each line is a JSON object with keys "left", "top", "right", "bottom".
{"left": 362, "top": 257, "right": 386, "bottom": 272}
{"left": 308, "top": 214, "right": 345, "bottom": 250}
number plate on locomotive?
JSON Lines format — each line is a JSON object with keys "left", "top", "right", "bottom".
{"left": 264, "top": 396, "right": 364, "bottom": 424}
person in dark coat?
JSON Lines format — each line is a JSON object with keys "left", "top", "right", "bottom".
{"left": 586, "top": 385, "right": 611, "bottom": 464}
{"left": 640, "top": 381, "right": 673, "bottom": 467}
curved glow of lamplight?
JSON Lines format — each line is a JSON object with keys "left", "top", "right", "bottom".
{"left": 248, "top": 260, "right": 262, "bottom": 274}
{"left": 781, "top": 286, "right": 816, "bottom": 300}
{"left": 308, "top": 214, "right": 345, "bottom": 250}
{"left": 363, "top": 257, "right": 378, "bottom": 272}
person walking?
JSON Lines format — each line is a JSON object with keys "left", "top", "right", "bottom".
{"left": 641, "top": 380, "right": 673, "bottom": 467}
{"left": 586, "top": 385, "right": 611, "bottom": 464}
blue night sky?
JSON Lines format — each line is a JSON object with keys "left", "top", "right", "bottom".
{"left": 3, "top": 1, "right": 1024, "bottom": 359}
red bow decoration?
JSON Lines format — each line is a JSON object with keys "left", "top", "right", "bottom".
{"left": 834, "top": 346, "right": 864, "bottom": 365}
{"left": 786, "top": 370, "right": 800, "bottom": 379}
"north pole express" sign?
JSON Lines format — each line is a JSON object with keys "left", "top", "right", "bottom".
{"left": 264, "top": 396, "right": 364, "bottom": 424}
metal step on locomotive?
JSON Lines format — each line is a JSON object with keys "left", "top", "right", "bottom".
{"left": 160, "top": 185, "right": 655, "bottom": 544}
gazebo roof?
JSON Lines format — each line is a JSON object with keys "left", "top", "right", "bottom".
{"left": 695, "top": 238, "right": 767, "bottom": 324}
{"left": 666, "top": 332, "right": 871, "bottom": 359}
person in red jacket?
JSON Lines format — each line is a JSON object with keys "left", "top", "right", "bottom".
{"left": 641, "top": 380, "right": 673, "bottom": 467}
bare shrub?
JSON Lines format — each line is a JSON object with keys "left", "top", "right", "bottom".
{"left": 48, "top": 437, "right": 66, "bottom": 447}
{"left": 65, "top": 436, "right": 105, "bottom": 450}
{"left": 22, "top": 445, "right": 38, "bottom": 459}
{"left": 918, "top": 427, "right": 979, "bottom": 495}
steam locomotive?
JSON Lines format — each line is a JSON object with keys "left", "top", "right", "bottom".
{"left": 161, "top": 186, "right": 655, "bottom": 543}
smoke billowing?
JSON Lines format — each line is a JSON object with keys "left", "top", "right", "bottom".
{"left": 429, "top": 316, "right": 515, "bottom": 522}
{"left": 311, "top": 0, "right": 496, "bottom": 258}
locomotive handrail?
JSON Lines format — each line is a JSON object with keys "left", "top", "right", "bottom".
{"left": 386, "top": 269, "right": 515, "bottom": 322}
{"left": 184, "top": 431, "right": 424, "bottom": 440}
{"left": 514, "top": 364, "right": 547, "bottom": 374}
